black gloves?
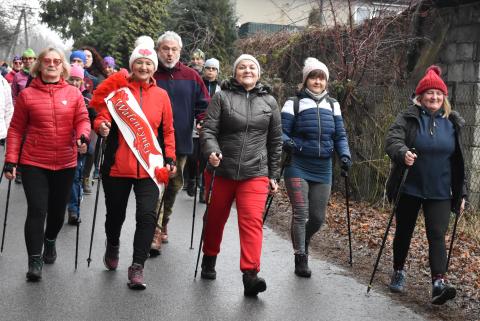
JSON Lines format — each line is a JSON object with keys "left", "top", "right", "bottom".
{"left": 283, "top": 139, "right": 296, "bottom": 154}
{"left": 340, "top": 157, "right": 352, "bottom": 177}
{"left": 165, "top": 157, "right": 176, "bottom": 167}
{"left": 3, "top": 162, "right": 16, "bottom": 174}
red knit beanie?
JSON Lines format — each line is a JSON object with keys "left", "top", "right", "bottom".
{"left": 415, "top": 65, "right": 448, "bottom": 96}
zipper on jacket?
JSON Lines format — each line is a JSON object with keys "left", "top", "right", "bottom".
{"left": 50, "top": 86, "right": 58, "bottom": 169}
{"left": 316, "top": 101, "right": 321, "bottom": 157}
{"left": 137, "top": 86, "right": 143, "bottom": 178}
{"left": 236, "top": 93, "right": 250, "bottom": 179}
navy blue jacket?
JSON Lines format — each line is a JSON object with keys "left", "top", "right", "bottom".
{"left": 154, "top": 62, "right": 209, "bottom": 155}
{"left": 281, "top": 91, "right": 351, "bottom": 160}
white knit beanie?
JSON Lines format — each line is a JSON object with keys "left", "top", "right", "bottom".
{"left": 129, "top": 44, "right": 158, "bottom": 71}
{"left": 205, "top": 58, "right": 220, "bottom": 72}
{"left": 302, "top": 57, "right": 329, "bottom": 83}
{"left": 233, "top": 54, "right": 261, "bottom": 77}
{"left": 134, "top": 36, "right": 155, "bottom": 49}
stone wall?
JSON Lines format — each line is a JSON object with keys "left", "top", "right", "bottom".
{"left": 437, "top": 2, "right": 480, "bottom": 206}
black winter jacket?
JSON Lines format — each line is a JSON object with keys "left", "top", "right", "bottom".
{"left": 385, "top": 105, "right": 466, "bottom": 214}
{"left": 200, "top": 78, "right": 283, "bottom": 180}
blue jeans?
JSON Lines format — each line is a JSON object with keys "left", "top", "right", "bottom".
{"left": 68, "top": 155, "right": 86, "bottom": 216}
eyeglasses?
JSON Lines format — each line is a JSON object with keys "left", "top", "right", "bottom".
{"left": 42, "top": 58, "right": 62, "bottom": 66}
{"left": 204, "top": 67, "right": 217, "bottom": 71}
{"left": 13, "top": 61, "right": 22, "bottom": 65}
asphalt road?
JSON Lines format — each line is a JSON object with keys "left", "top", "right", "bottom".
{"left": 0, "top": 169, "right": 426, "bottom": 321}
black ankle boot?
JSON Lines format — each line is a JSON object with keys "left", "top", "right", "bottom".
{"left": 201, "top": 255, "right": 217, "bottom": 279}
{"left": 26, "top": 255, "right": 43, "bottom": 281}
{"left": 294, "top": 254, "right": 312, "bottom": 278}
{"left": 43, "top": 239, "right": 57, "bottom": 264}
{"left": 199, "top": 187, "right": 206, "bottom": 204}
{"left": 242, "top": 270, "right": 266, "bottom": 297}
{"left": 186, "top": 179, "right": 196, "bottom": 197}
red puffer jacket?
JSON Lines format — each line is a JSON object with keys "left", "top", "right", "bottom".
{"left": 6, "top": 77, "right": 91, "bottom": 170}
{"left": 92, "top": 73, "right": 175, "bottom": 179}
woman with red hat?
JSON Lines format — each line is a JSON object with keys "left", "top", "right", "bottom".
{"left": 385, "top": 65, "right": 466, "bottom": 305}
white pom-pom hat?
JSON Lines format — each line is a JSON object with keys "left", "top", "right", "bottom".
{"left": 302, "top": 57, "right": 329, "bottom": 83}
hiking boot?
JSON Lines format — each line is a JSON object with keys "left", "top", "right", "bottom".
{"left": 186, "top": 179, "right": 196, "bottom": 197}
{"left": 431, "top": 278, "right": 456, "bottom": 305}
{"left": 199, "top": 188, "right": 206, "bottom": 204}
{"left": 201, "top": 255, "right": 217, "bottom": 280}
{"left": 68, "top": 210, "right": 81, "bottom": 225}
{"left": 127, "top": 263, "right": 146, "bottom": 290}
{"left": 389, "top": 270, "right": 406, "bottom": 293}
{"left": 161, "top": 225, "right": 168, "bottom": 243}
{"left": 42, "top": 239, "right": 57, "bottom": 264}
{"left": 26, "top": 255, "right": 43, "bottom": 281}
{"left": 294, "top": 254, "right": 312, "bottom": 278}
{"left": 242, "top": 270, "right": 267, "bottom": 297}
{"left": 149, "top": 227, "right": 162, "bottom": 257}
{"left": 82, "top": 178, "right": 92, "bottom": 195}
{"left": 103, "top": 240, "right": 120, "bottom": 270}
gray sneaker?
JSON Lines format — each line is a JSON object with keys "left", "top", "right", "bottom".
{"left": 389, "top": 270, "right": 406, "bottom": 293}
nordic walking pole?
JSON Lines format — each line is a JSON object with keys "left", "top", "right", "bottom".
{"left": 74, "top": 135, "right": 87, "bottom": 270}
{"left": 190, "top": 141, "right": 201, "bottom": 249}
{"left": 1, "top": 180, "right": 12, "bottom": 252}
{"left": 87, "top": 137, "right": 105, "bottom": 267}
{"left": 446, "top": 209, "right": 461, "bottom": 272}
{"left": 194, "top": 155, "right": 219, "bottom": 279}
{"left": 263, "top": 153, "right": 290, "bottom": 225}
{"left": 342, "top": 168, "right": 353, "bottom": 266}
{"left": 367, "top": 148, "right": 416, "bottom": 294}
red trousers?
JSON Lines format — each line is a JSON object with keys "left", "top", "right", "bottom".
{"left": 202, "top": 171, "right": 269, "bottom": 272}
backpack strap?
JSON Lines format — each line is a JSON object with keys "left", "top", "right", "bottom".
{"left": 288, "top": 96, "right": 300, "bottom": 116}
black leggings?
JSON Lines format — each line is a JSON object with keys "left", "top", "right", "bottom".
{"left": 22, "top": 165, "right": 75, "bottom": 256}
{"left": 102, "top": 176, "right": 159, "bottom": 266}
{"left": 393, "top": 193, "right": 451, "bottom": 277}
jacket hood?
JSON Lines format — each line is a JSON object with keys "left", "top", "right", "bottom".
{"left": 221, "top": 77, "right": 271, "bottom": 95}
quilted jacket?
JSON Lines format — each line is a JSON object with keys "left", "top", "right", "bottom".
{"left": 6, "top": 77, "right": 91, "bottom": 170}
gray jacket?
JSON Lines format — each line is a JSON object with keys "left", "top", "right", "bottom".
{"left": 200, "top": 78, "right": 282, "bottom": 180}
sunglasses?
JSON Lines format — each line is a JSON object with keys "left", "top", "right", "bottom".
{"left": 22, "top": 57, "right": 35, "bottom": 61}
{"left": 204, "top": 67, "right": 217, "bottom": 71}
{"left": 13, "top": 61, "right": 22, "bottom": 65}
{"left": 42, "top": 58, "right": 62, "bottom": 66}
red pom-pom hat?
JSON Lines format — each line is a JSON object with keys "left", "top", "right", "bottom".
{"left": 415, "top": 65, "right": 448, "bottom": 96}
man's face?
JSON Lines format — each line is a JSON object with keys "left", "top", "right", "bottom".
{"left": 71, "top": 58, "right": 84, "bottom": 67}
{"left": 157, "top": 40, "right": 181, "bottom": 69}
{"left": 12, "top": 60, "right": 23, "bottom": 72}
{"left": 203, "top": 66, "right": 218, "bottom": 81}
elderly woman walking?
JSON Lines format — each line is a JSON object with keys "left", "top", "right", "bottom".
{"left": 91, "top": 43, "right": 176, "bottom": 290}
{"left": 385, "top": 65, "right": 466, "bottom": 305}
{"left": 200, "top": 54, "right": 282, "bottom": 296}
{"left": 4, "top": 47, "right": 90, "bottom": 281}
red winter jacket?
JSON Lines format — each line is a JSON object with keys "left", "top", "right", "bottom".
{"left": 6, "top": 77, "right": 91, "bottom": 170}
{"left": 92, "top": 73, "right": 175, "bottom": 179}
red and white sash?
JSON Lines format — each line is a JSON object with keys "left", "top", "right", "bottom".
{"left": 105, "top": 87, "right": 169, "bottom": 192}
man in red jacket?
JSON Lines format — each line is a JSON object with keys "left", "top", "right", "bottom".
{"left": 4, "top": 56, "right": 22, "bottom": 84}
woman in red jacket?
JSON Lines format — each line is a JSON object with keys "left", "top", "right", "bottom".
{"left": 91, "top": 43, "right": 176, "bottom": 290}
{"left": 4, "top": 47, "right": 90, "bottom": 281}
